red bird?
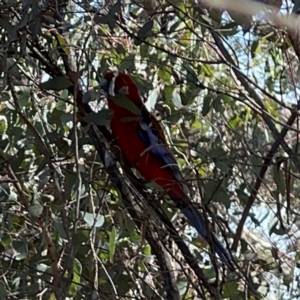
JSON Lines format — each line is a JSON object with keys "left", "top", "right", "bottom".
{"left": 102, "top": 71, "right": 233, "bottom": 267}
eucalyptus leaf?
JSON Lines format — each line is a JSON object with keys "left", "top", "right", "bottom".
{"left": 223, "top": 282, "right": 239, "bottom": 298}
{"left": 202, "top": 93, "right": 212, "bottom": 116}
{"left": 15, "top": 86, "right": 30, "bottom": 107}
{"left": 145, "top": 89, "right": 159, "bottom": 111}
{"left": 83, "top": 109, "right": 113, "bottom": 126}
{"left": 138, "top": 20, "right": 154, "bottom": 38}
{"left": 0, "top": 115, "right": 7, "bottom": 134}
{"left": 29, "top": 204, "right": 43, "bottom": 218}
{"left": 112, "top": 95, "right": 140, "bottom": 114}
{"left": 52, "top": 215, "right": 68, "bottom": 240}
{"left": 69, "top": 258, "right": 82, "bottom": 296}
{"left": 109, "top": 226, "right": 117, "bottom": 262}
{"left": 0, "top": 184, "right": 10, "bottom": 202}
{"left": 0, "top": 19, "right": 13, "bottom": 33}
{"left": 12, "top": 241, "right": 28, "bottom": 260}
{"left": 81, "top": 212, "right": 105, "bottom": 228}
{"left": 0, "top": 283, "right": 7, "bottom": 299}
{"left": 39, "top": 77, "right": 72, "bottom": 90}
{"left": 119, "top": 54, "right": 135, "bottom": 72}
{"left": 109, "top": 1, "right": 122, "bottom": 15}
{"left": 171, "top": 90, "right": 182, "bottom": 109}
{"left": 135, "top": 20, "right": 154, "bottom": 45}
{"left": 83, "top": 90, "right": 100, "bottom": 103}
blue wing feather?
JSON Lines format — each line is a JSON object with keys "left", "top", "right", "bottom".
{"left": 137, "top": 111, "right": 180, "bottom": 175}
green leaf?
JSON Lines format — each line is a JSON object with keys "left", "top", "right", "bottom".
{"left": 293, "top": 0, "right": 300, "bottom": 13}
{"left": 269, "top": 217, "right": 289, "bottom": 236}
{"left": 7, "top": 58, "right": 21, "bottom": 79}
{"left": 140, "top": 44, "right": 150, "bottom": 58}
{"left": 81, "top": 212, "right": 105, "bottom": 228}
{"left": 138, "top": 20, "right": 154, "bottom": 38}
{"left": 213, "top": 95, "right": 222, "bottom": 113}
{"left": 29, "top": 17, "right": 41, "bottom": 41}
{"left": 5, "top": 0, "right": 19, "bottom": 7}
{"left": 201, "top": 15, "right": 213, "bottom": 25}
{"left": 52, "top": 215, "right": 68, "bottom": 240}
{"left": 108, "top": 16, "right": 116, "bottom": 31}
{"left": 135, "top": 20, "right": 153, "bottom": 45}
{"left": 272, "top": 165, "right": 286, "bottom": 197}
{"left": 202, "top": 94, "right": 212, "bottom": 116}
{"left": 112, "top": 95, "right": 140, "bottom": 114}
{"left": 94, "top": 15, "right": 110, "bottom": 25}
{"left": 158, "top": 67, "right": 172, "bottom": 82}
{"left": 0, "top": 116, "right": 7, "bottom": 134}
{"left": 8, "top": 191, "right": 17, "bottom": 202}
{"left": 0, "top": 184, "right": 10, "bottom": 202}
{"left": 12, "top": 240, "right": 28, "bottom": 260}
{"left": 223, "top": 282, "right": 239, "bottom": 298}
{"left": 109, "top": 226, "right": 117, "bottom": 262}
{"left": 83, "top": 109, "right": 113, "bottom": 126}
{"left": 0, "top": 283, "right": 7, "bottom": 299}
{"left": 251, "top": 40, "right": 259, "bottom": 59}
{"left": 56, "top": 33, "right": 70, "bottom": 55}
{"left": 39, "top": 77, "right": 72, "bottom": 90}
{"left": 251, "top": 156, "right": 262, "bottom": 175}
{"left": 115, "top": 275, "right": 131, "bottom": 296}
{"left": 218, "top": 94, "right": 233, "bottom": 105}
{"left": 29, "top": 204, "right": 43, "bottom": 218}
{"left": 169, "top": 20, "right": 186, "bottom": 33}
{"left": 68, "top": 258, "right": 82, "bottom": 296}
{"left": 171, "top": 90, "right": 182, "bottom": 109}
{"left": 164, "top": 86, "right": 174, "bottom": 102}
{"left": 94, "top": 13, "right": 116, "bottom": 30}
{"left": 0, "top": 19, "right": 13, "bottom": 33}
{"left": 55, "top": 137, "right": 71, "bottom": 155}
{"left": 61, "top": 112, "right": 73, "bottom": 124}
{"left": 119, "top": 54, "right": 135, "bottom": 72}
{"left": 215, "top": 190, "right": 231, "bottom": 208}
{"left": 119, "top": 214, "right": 136, "bottom": 239}
{"left": 1, "top": 234, "right": 11, "bottom": 248}
{"left": 109, "top": 1, "right": 122, "bottom": 15}
{"left": 145, "top": 181, "right": 165, "bottom": 192}
{"left": 143, "top": 244, "right": 151, "bottom": 256}
{"left": 202, "top": 64, "right": 213, "bottom": 77}
{"left": 56, "top": 90, "right": 68, "bottom": 111}
{"left": 228, "top": 114, "right": 240, "bottom": 129}
{"left": 210, "top": 147, "right": 227, "bottom": 159}
{"left": 145, "top": 89, "right": 159, "bottom": 111}
{"left": 0, "top": 91, "right": 11, "bottom": 102}
{"left": 177, "top": 279, "right": 188, "bottom": 296}
{"left": 215, "top": 158, "right": 230, "bottom": 173}
{"left": 184, "top": 64, "right": 198, "bottom": 84}
{"left": 203, "top": 168, "right": 231, "bottom": 206}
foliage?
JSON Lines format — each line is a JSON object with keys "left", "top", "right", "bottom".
{"left": 0, "top": 0, "right": 299, "bottom": 299}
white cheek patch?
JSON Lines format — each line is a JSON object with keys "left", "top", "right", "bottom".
{"left": 109, "top": 71, "right": 119, "bottom": 97}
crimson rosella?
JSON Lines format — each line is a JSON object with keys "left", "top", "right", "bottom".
{"left": 101, "top": 71, "right": 233, "bottom": 267}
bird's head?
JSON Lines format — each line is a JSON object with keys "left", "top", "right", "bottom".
{"left": 101, "top": 71, "right": 139, "bottom": 98}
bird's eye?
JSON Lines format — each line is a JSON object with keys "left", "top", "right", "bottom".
{"left": 118, "top": 86, "right": 129, "bottom": 95}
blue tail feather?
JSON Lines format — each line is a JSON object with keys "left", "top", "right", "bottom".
{"left": 181, "top": 206, "right": 234, "bottom": 269}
